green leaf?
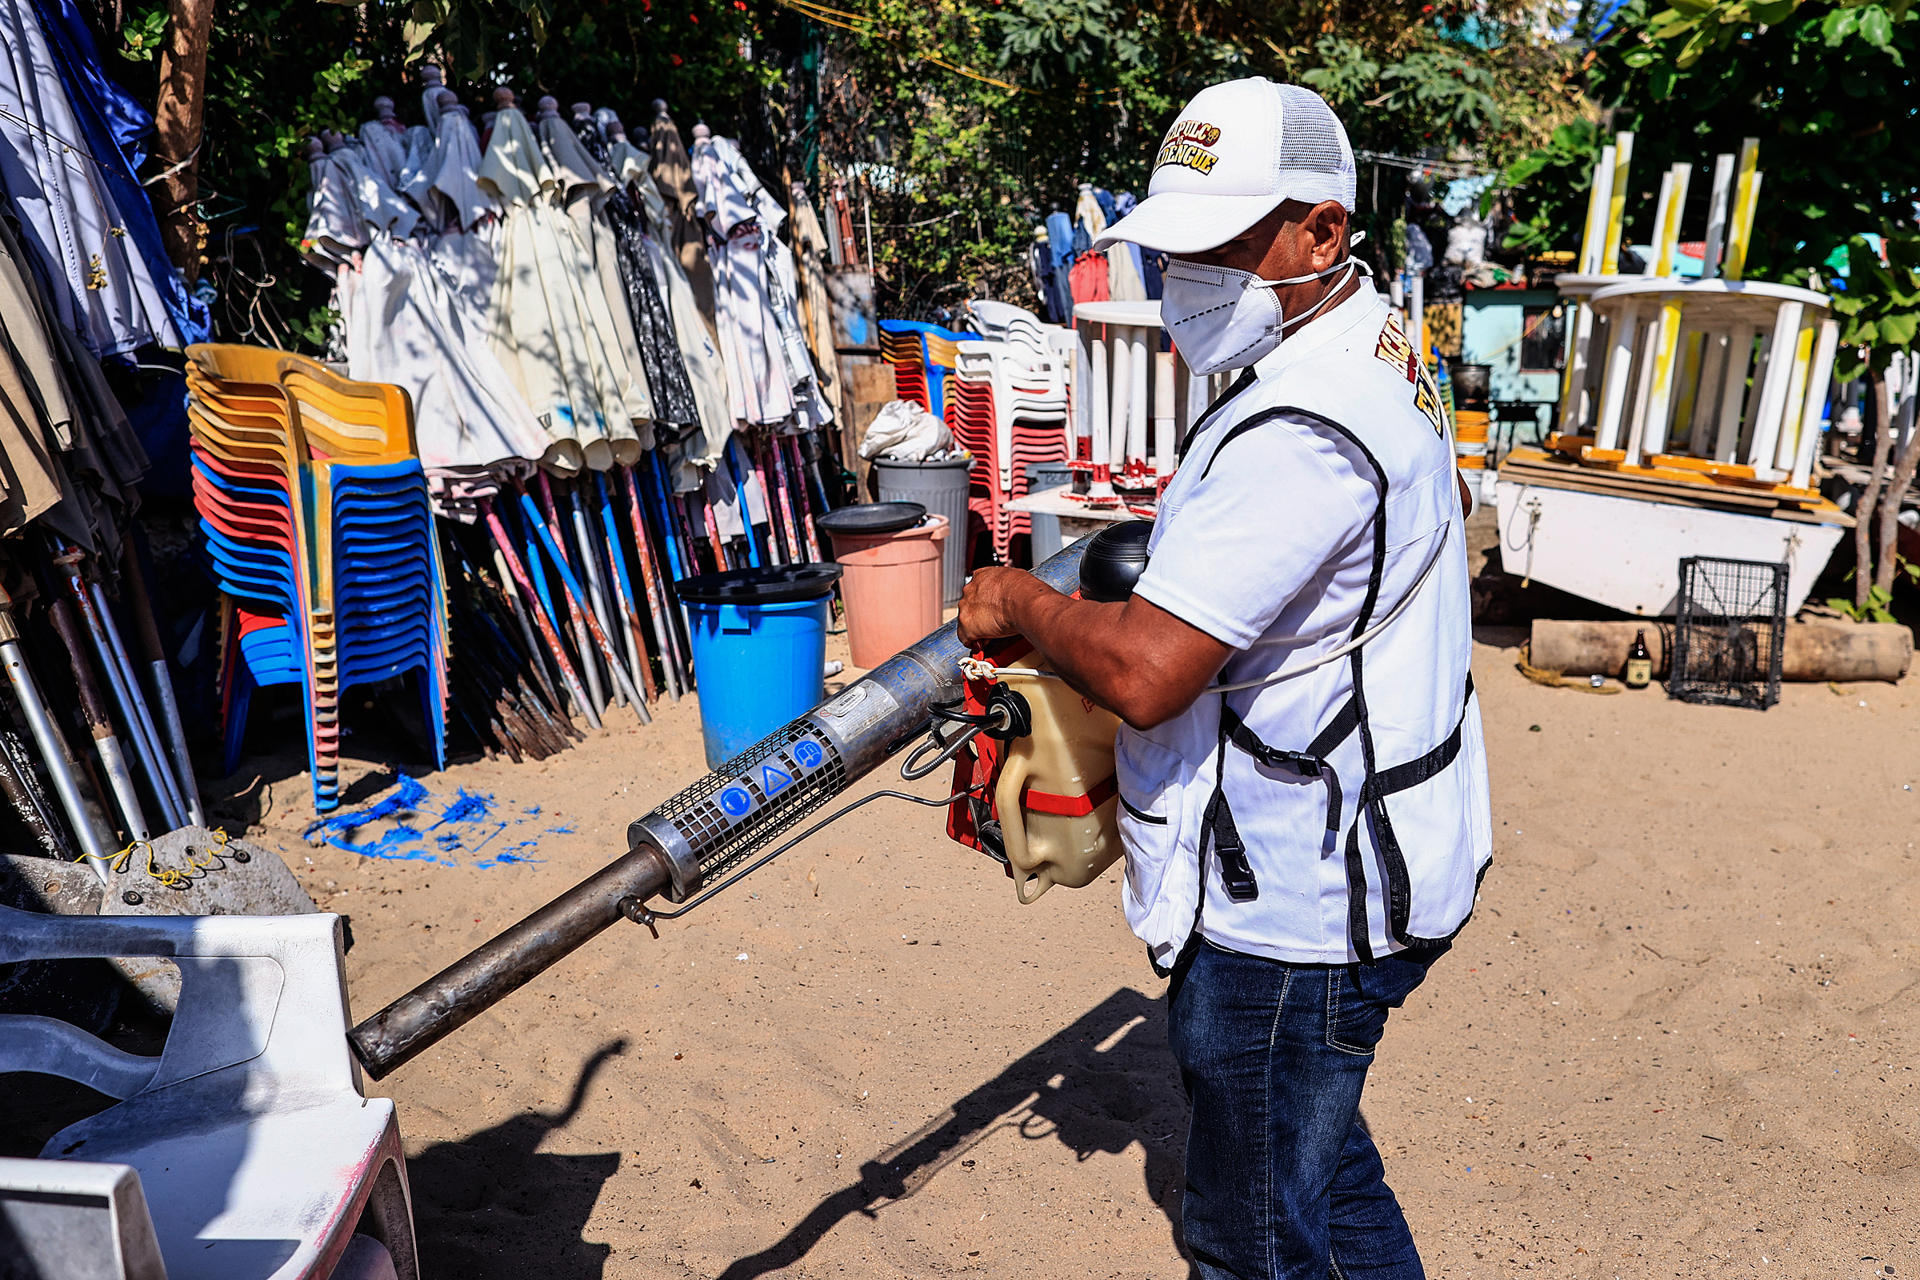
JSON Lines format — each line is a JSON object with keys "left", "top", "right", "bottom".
{"left": 1858, "top": 5, "right": 1894, "bottom": 44}
{"left": 1747, "top": 0, "right": 1799, "bottom": 21}
{"left": 1881, "top": 312, "right": 1920, "bottom": 346}
{"left": 403, "top": 18, "right": 437, "bottom": 56}
{"left": 1822, "top": 7, "right": 1860, "bottom": 42}
{"left": 1649, "top": 8, "right": 1698, "bottom": 35}
{"left": 1676, "top": 25, "right": 1716, "bottom": 63}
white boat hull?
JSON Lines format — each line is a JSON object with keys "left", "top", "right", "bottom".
{"left": 1493, "top": 476, "right": 1847, "bottom": 617}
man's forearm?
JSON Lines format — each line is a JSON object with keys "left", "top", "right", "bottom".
{"left": 1000, "top": 575, "right": 1133, "bottom": 710}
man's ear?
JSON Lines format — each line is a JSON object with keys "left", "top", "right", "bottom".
{"left": 1309, "top": 201, "right": 1349, "bottom": 270}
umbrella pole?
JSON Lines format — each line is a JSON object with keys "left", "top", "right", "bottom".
{"left": 484, "top": 499, "right": 600, "bottom": 731}
{"left": 784, "top": 435, "right": 824, "bottom": 562}
{"left": 594, "top": 472, "right": 656, "bottom": 716}
{"left": 0, "top": 581, "right": 112, "bottom": 868}
{"left": 487, "top": 537, "right": 568, "bottom": 725}
{"left": 622, "top": 465, "right": 684, "bottom": 701}
{"left": 724, "top": 437, "right": 766, "bottom": 568}
{"left": 767, "top": 432, "right": 802, "bottom": 563}
{"left": 515, "top": 490, "right": 645, "bottom": 709}
{"left": 0, "top": 713, "right": 70, "bottom": 859}
{"left": 510, "top": 498, "right": 569, "bottom": 694}
{"left": 47, "top": 597, "right": 150, "bottom": 842}
{"left": 700, "top": 491, "right": 728, "bottom": 571}
{"left": 534, "top": 474, "right": 608, "bottom": 716}
{"left": 121, "top": 537, "right": 203, "bottom": 825}
{"left": 755, "top": 433, "right": 795, "bottom": 565}
{"left": 89, "top": 576, "right": 188, "bottom": 828}
{"left": 643, "top": 453, "right": 698, "bottom": 666}
{"left": 53, "top": 551, "right": 185, "bottom": 831}
{"left": 489, "top": 542, "right": 563, "bottom": 713}
{"left": 565, "top": 480, "right": 629, "bottom": 708}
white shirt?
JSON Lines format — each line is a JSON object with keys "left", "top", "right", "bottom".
{"left": 1116, "top": 288, "right": 1493, "bottom": 968}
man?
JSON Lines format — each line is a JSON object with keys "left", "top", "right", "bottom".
{"left": 957, "top": 79, "right": 1492, "bottom": 1279}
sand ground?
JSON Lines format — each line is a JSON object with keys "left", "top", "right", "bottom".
{"left": 224, "top": 562, "right": 1920, "bottom": 1280}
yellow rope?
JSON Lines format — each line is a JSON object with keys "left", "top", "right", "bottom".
{"left": 1516, "top": 643, "right": 1621, "bottom": 694}
{"left": 74, "top": 827, "right": 241, "bottom": 891}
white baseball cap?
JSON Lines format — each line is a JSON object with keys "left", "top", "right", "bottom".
{"left": 1094, "top": 78, "right": 1357, "bottom": 256}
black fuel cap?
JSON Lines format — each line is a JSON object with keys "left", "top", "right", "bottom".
{"left": 1079, "top": 520, "right": 1154, "bottom": 602}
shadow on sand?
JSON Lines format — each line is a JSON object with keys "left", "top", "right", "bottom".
{"left": 718, "top": 986, "right": 1196, "bottom": 1280}
{"left": 405, "top": 1039, "right": 629, "bottom": 1280}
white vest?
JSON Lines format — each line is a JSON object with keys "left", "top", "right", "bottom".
{"left": 1117, "top": 291, "right": 1492, "bottom": 970}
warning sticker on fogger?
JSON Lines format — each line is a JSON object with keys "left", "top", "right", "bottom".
{"left": 816, "top": 682, "right": 900, "bottom": 741}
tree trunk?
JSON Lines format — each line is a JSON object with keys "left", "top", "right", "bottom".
{"left": 1529, "top": 617, "right": 1913, "bottom": 683}
{"left": 1853, "top": 366, "right": 1893, "bottom": 610}
{"left": 152, "top": 0, "right": 214, "bottom": 281}
{"left": 1874, "top": 366, "right": 1920, "bottom": 597}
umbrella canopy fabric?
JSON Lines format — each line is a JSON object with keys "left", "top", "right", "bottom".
{"left": 478, "top": 105, "right": 646, "bottom": 475}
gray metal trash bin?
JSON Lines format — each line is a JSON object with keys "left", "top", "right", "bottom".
{"left": 872, "top": 456, "right": 972, "bottom": 605}
{"left": 1023, "top": 460, "right": 1076, "bottom": 565}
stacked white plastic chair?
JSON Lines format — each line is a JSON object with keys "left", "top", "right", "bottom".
{"left": 947, "top": 301, "right": 1073, "bottom": 562}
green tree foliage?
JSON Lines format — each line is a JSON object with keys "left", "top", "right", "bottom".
{"left": 93, "top": 0, "right": 1577, "bottom": 337}
{"left": 1500, "top": 0, "right": 1918, "bottom": 283}
{"left": 1499, "top": 0, "right": 1920, "bottom": 607}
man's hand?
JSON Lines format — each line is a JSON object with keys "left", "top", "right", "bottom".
{"left": 954, "top": 563, "right": 1235, "bottom": 731}
{"left": 957, "top": 566, "right": 1035, "bottom": 647}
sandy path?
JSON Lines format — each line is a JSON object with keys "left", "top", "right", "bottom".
{"left": 235, "top": 619, "right": 1920, "bottom": 1279}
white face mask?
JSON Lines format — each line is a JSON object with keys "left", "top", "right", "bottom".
{"left": 1161, "top": 256, "right": 1362, "bottom": 376}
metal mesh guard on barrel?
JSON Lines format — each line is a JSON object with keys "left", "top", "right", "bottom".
{"left": 658, "top": 720, "right": 848, "bottom": 889}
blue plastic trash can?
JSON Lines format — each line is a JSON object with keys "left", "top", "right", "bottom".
{"left": 680, "top": 564, "right": 843, "bottom": 769}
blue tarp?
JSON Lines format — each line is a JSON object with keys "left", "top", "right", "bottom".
{"left": 30, "top": 0, "right": 210, "bottom": 346}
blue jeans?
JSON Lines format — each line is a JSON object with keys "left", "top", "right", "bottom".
{"left": 1167, "top": 940, "right": 1446, "bottom": 1280}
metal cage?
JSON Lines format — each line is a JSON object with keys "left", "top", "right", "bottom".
{"left": 1669, "top": 556, "right": 1787, "bottom": 710}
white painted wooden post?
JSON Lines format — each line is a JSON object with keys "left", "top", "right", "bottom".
{"left": 1773, "top": 316, "right": 1818, "bottom": 473}
{"left": 1713, "top": 323, "right": 1754, "bottom": 462}
{"left": 1107, "top": 330, "right": 1130, "bottom": 474}
{"left": 1644, "top": 170, "right": 1676, "bottom": 277}
{"left": 1689, "top": 330, "right": 1728, "bottom": 455}
{"left": 1790, "top": 320, "right": 1841, "bottom": 489}
{"left": 1637, "top": 300, "right": 1686, "bottom": 461}
{"left": 1073, "top": 323, "right": 1093, "bottom": 459}
{"left": 1153, "top": 352, "right": 1177, "bottom": 476}
{"left": 1624, "top": 303, "right": 1668, "bottom": 465}
{"left": 1700, "top": 154, "right": 1734, "bottom": 279}
{"left": 1127, "top": 326, "right": 1150, "bottom": 469}
{"left": 1594, "top": 301, "right": 1641, "bottom": 452}
{"left": 1746, "top": 301, "right": 1804, "bottom": 473}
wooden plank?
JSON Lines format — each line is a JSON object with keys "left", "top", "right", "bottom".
{"left": 1499, "top": 466, "right": 1853, "bottom": 526}
{"left": 1506, "top": 460, "right": 1812, "bottom": 507}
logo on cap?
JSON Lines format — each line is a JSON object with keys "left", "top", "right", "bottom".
{"left": 1155, "top": 119, "right": 1223, "bottom": 176}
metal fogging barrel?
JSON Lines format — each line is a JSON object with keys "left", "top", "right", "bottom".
{"left": 348, "top": 540, "right": 1092, "bottom": 1079}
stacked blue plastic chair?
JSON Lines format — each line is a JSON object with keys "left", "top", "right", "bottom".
{"left": 877, "top": 319, "right": 979, "bottom": 420}
{"left": 186, "top": 344, "right": 447, "bottom": 812}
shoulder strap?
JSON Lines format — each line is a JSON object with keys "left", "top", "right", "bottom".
{"left": 1175, "top": 365, "right": 1259, "bottom": 460}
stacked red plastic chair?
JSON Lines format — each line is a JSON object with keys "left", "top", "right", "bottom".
{"left": 878, "top": 320, "right": 977, "bottom": 419}
{"left": 186, "top": 344, "right": 448, "bottom": 812}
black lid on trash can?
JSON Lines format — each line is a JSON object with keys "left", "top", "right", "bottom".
{"left": 1079, "top": 520, "right": 1154, "bottom": 602}
{"left": 675, "top": 564, "right": 843, "bottom": 606}
{"left": 816, "top": 502, "right": 926, "bottom": 537}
